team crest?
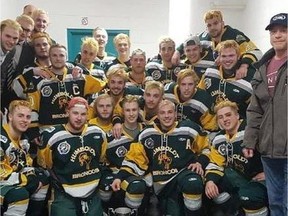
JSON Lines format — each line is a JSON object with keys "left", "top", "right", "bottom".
{"left": 41, "top": 86, "right": 53, "bottom": 97}
{"left": 152, "top": 70, "right": 161, "bottom": 80}
{"left": 144, "top": 138, "right": 154, "bottom": 149}
{"left": 0, "top": 135, "right": 8, "bottom": 143}
{"left": 57, "top": 141, "right": 71, "bottom": 155}
{"left": 235, "top": 34, "right": 246, "bottom": 43}
{"left": 158, "top": 152, "right": 172, "bottom": 170}
{"left": 78, "top": 152, "right": 92, "bottom": 169}
{"left": 204, "top": 78, "right": 211, "bottom": 89}
{"left": 116, "top": 146, "right": 128, "bottom": 158}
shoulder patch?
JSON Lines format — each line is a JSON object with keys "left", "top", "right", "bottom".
{"left": 0, "top": 135, "right": 8, "bottom": 143}
{"left": 235, "top": 34, "right": 246, "bottom": 43}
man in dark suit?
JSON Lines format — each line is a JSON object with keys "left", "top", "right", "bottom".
{"left": 0, "top": 19, "right": 22, "bottom": 115}
{"left": 1, "top": 15, "right": 35, "bottom": 112}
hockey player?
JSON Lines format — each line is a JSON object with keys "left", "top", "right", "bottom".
{"left": 145, "top": 36, "right": 186, "bottom": 84}
{"left": 181, "top": 35, "right": 215, "bottom": 80}
{"left": 24, "top": 44, "right": 106, "bottom": 144}
{"left": 112, "top": 99, "right": 210, "bottom": 216}
{"left": 198, "top": 40, "right": 255, "bottom": 119}
{"left": 172, "top": 10, "right": 262, "bottom": 79}
{"left": 204, "top": 100, "right": 268, "bottom": 216}
{"left": 99, "top": 95, "right": 147, "bottom": 214}
{"left": 1, "top": 100, "right": 49, "bottom": 216}
{"left": 139, "top": 80, "right": 164, "bottom": 125}
{"left": 165, "top": 68, "right": 217, "bottom": 132}
{"left": 89, "top": 94, "right": 114, "bottom": 133}
{"left": 37, "top": 97, "right": 107, "bottom": 216}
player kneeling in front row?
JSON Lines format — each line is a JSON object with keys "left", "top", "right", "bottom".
{"left": 112, "top": 100, "right": 210, "bottom": 216}
{"left": 1, "top": 100, "right": 49, "bottom": 216}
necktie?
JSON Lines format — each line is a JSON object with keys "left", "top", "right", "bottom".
{"left": 6, "top": 57, "right": 14, "bottom": 90}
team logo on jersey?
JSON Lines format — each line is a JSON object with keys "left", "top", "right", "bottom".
{"left": 116, "top": 146, "right": 128, "bottom": 158}
{"left": 57, "top": 141, "right": 71, "bottom": 155}
{"left": 0, "top": 135, "right": 8, "bottom": 143}
{"left": 152, "top": 70, "right": 161, "bottom": 80}
{"left": 218, "top": 144, "right": 227, "bottom": 156}
{"left": 173, "top": 67, "right": 181, "bottom": 76}
{"left": 235, "top": 34, "right": 246, "bottom": 43}
{"left": 41, "top": 86, "right": 53, "bottom": 97}
{"left": 204, "top": 78, "right": 211, "bottom": 89}
{"left": 144, "top": 138, "right": 154, "bottom": 149}
{"left": 158, "top": 152, "right": 172, "bottom": 170}
{"left": 78, "top": 152, "right": 92, "bottom": 169}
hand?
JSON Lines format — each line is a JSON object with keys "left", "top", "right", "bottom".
{"left": 252, "top": 172, "right": 265, "bottom": 181}
{"left": 187, "top": 162, "right": 204, "bottom": 176}
{"left": 205, "top": 181, "right": 219, "bottom": 199}
{"left": 242, "top": 148, "right": 254, "bottom": 158}
{"left": 112, "top": 123, "right": 123, "bottom": 139}
{"left": 35, "top": 181, "right": 43, "bottom": 193}
{"left": 235, "top": 64, "right": 248, "bottom": 80}
{"left": 31, "top": 137, "right": 41, "bottom": 146}
{"left": 171, "top": 50, "right": 181, "bottom": 65}
{"left": 72, "top": 66, "right": 83, "bottom": 78}
{"left": 33, "top": 67, "right": 51, "bottom": 79}
{"left": 111, "top": 179, "right": 121, "bottom": 192}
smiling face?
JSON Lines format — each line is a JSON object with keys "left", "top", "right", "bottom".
{"left": 216, "top": 106, "right": 239, "bottom": 135}
{"left": 184, "top": 44, "right": 202, "bottom": 63}
{"left": 123, "top": 101, "right": 139, "bottom": 125}
{"left": 205, "top": 17, "right": 224, "bottom": 39}
{"left": 9, "top": 105, "right": 32, "bottom": 134}
{"left": 219, "top": 47, "right": 239, "bottom": 70}
{"left": 158, "top": 101, "right": 176, "bottom": 131}
{"left": 269, "top": 25, "right": 288, "bottom": 54}
{"left": 0, "top": 26, "right": 20, "bottom": 53}
{"left": 81, "top": 44, "right": 97, "bottom": 68}
{"left": 93, "top": 29, "right": 108, "bottom": 49}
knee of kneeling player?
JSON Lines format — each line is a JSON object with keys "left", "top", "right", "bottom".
{"left": 183, "top": 193, "right": 202, "bottom": 211}
{"left": 124, "top": 180, "right": 146, "bottom": 209}
{"left": 213, "top": 192, "right": 231, "bottom": 204}
{"left": 242, "top": 206, "right": 269, "bottom": 216}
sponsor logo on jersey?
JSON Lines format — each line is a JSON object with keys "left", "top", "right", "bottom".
{"left": 41, "top": 86, "right": 53, "bottom": 97}
{"left": 57, "top": 141, "right": 71, "bottom": 155}
{"left": 144, "top": 138, "right": 154, "bottom": 149}
{"left": 93, "top": 136, "right": 100, "bottom": 139}
{"left": 116, "top": 146, "right": 128, "bottom": 158}
{"left": 0, "top": 135, "right": 8, "bottom": 143}
{"left": 152, "top": 70, "right": 161, "bottom": 80}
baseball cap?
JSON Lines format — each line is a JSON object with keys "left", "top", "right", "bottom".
{"left": 184, "top": 35, "right": 201, "bottom": 47}
{"left": 265, "top": 13, "right": 288, "bottom": 30}
{"left": 67, "top": 97, "right": 88, "bottom": 110}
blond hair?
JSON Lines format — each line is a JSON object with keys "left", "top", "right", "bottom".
{"left": 144, "top": 81, "right": 164, "bottom": 96}
{"left": 214, "top": 100, "right": 238, "bottom": 114}
{"left": 9, "top": 100, "right": 31, "bottom": 114}
{"left": 81, "top": 37, "right": 99, "bottom": 54}
{"left": 177, "top": 68, "right": 199, "bottom": 86}
{"left": 204, "top": 10, "right": 224, "bottom": 22}
{"left": 158, "top": 36, "right": 175, "bottom": 50}
{"left": 16, "top": 14, "right": 35, "bottom": 26}
{"left": 31, "top": 32, "right": 52, "bottom": 45}
{"left": 113, "top": 33, "right": 130, "bottom": 47}
{"left": 216, "top": 40, "right": 240, "bottom": 57}
{"left": 0, "top": 19, "right": 22, "bottom": 32}
{"left": 106, "top": 67, "right": 128, "bottom": 82}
